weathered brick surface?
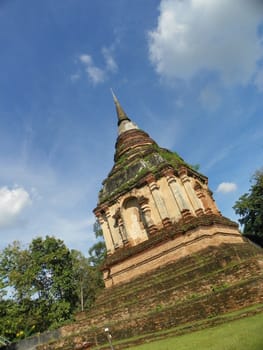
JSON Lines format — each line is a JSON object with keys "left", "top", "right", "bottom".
{"left": 37, "top": 242, "right": 263, "bottom": 350}
{"left": 102, "top": 216, "right": 243, "bottom": 286}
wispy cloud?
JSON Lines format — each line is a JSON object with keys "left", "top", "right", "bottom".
{"left": 203, "top": 144, "right": 235, "bottom": 172}
{"left": 216, "top": 182, "right": 237, "bottom": 194}
{"left": 79, "top": 54, "right": 105, "bottom": 84}
{"left": 148, "top": 0, "right": 263, "bottom": 85}
{"left": 78, "top": 47, "right": 118, "bottom": 85}
{"left": 70, "top": 73, "right": 81, "bottom": 82}
{"left": 102, "top": 47, "right": 118, "bottom": 73}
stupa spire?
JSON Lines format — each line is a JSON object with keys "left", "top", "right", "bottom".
{"left": 111, "top": 89, "right": 131, "bottom": 125}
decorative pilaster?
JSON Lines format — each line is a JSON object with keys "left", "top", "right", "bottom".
{"left": 146, "top": 174, "right": 172, "bottom": 227}
{"left": 113, "top": 208, "right": 129, "bottom": 245}
{"left": 138, "top": 196, "right": 158, "bottom": 234}
{"left": 162, "top": 168, "right": 193, "bottom": 220}
{"left": 118, "top": 216, "right": 129, "bottom": 244}
{"left": 106, "top": 209, "right": 121, "bottom": 249}
{"left": 205, "top": 189, "right": 221, "bottom": 215}
{"left": 178, "top": 167, "right": 204, "bottom": 217}
{"left": 194, "top": 183, "right": 213, "bottom": 215}
{"left": 95, "top": 209, "right": 115, "bottom": 254}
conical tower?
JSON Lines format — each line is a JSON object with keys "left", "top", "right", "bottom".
{"left": 94, "top": 94, "right": 243, "bottom": 287}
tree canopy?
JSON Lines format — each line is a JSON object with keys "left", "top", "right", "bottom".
{"left": 233, "top": 169, "right": 263, "bottom": 246}
{"left": 0, "top": 229, "right": 106, "bottom": 342}
{"left": 88, "top": 220, "right": 106, "bottom": 267}
{"left": 0, "top": 236, "right": 77, "bottom": 337}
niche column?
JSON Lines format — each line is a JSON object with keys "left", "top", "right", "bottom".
{"left": 162, "top": 168, "right": 192, "bottom": 220}
{"left": 113, "top": 209, "right": 129, "bottom": 245}
{"left": 106, "top": 209, "right": 121, "bottom": 249}
{"left": 138, "top": 196, "right": 158, "bottom": 235}
{"left": 95, "top": 208, "right": 115, "bottom": 254}
{"left": 146, "top": 174, "right": 172, "bottom": 228}
{"left": 178, "top": 167, "right": 204, "bottom": 217}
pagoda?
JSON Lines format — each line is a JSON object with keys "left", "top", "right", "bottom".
{"left": 94, "top": 93, "right": 243, "bottom": 287}
{"left": 36, "top": 95, "right": 263, "bottom": 350}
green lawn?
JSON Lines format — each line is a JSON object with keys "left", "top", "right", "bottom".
{"left": 127, "top": 313, "right": 263, "bottom": 350}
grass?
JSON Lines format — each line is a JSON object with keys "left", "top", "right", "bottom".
{"left": 126, "top": 312, "right": 263, "bottom": 350}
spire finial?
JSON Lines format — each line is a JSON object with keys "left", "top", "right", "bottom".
{"left": 110, "top": 88, "right": 118, "bottom": 104}
{"left": 110, "top": 89, "right": 130, "bottom": 125}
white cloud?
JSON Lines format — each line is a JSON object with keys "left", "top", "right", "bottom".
{"left": 79, "top": 54, "right": 92, "bottom": 65}
{"left": 86, "top": 65, "right": 105, "bottom": 84}
{"left": 79, "top": 54, "right": 105, "bottom": 84}
{"left": 216, "top": 182, "right": 237, "bottom": 193}
{"left": 149, "top": 0, "right": 263, "bottom": 85}
{"left": 78, "top": 48, "right": 118, "bottom": 85}
{"left": 0, "top": 186, "right": 31, "bottom": 228}
{"left": 203, "top": 144, "right": 235, "bottom": 172}
{"left": 70, "top": 73, "right": 80, "bottom": 82}
{"left": 102, "top": 47, "right": 118, "bottom": 73}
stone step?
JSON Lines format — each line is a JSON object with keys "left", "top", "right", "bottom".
{"left": 95, "top": 242, "right": 260, "bottom": 306}
{"left": 41, "top": 278, "right": 263, "bottom": 350}
{"left": 73, "top": 270, "right": 263, "bottom": 333}
{"left": 35, "top": 242, "right": 263, "bottom": 350}
{"left": 79, "top": 248, "right": 262, "bottom": 324}
{"left": 83, "top": 261, "right": 258, "bottom": 327}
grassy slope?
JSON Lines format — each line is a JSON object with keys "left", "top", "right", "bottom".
{"left": 127, "top": 313, "right": 263, "bottom": 350}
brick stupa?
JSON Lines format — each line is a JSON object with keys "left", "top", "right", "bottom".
{"left": 37, "top": 94, "right": 263, "bottom": 350}
{"left": 94, "top": 93, "right": 244, "bottom": 288}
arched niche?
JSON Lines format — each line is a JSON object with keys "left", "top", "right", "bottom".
{"left": 122, "top": 196, "right": 148, "bottom": 242}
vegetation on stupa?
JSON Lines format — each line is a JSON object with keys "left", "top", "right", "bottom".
{"left": 99, "top": 141, "right": 206, "bottom": 204}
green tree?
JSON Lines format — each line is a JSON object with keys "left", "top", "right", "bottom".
{"left": 85, "top": 220, "right": 106, "bottom": 301}
{"left": 71, "top": 250, "right": 103, "bottom": 311}
{"left": 0, "top": 236, "right": 78, "bottom": 338}
{"left": 88, "top": 220, "right": 106, "bottom": 267}
{"left": 0, "top": 229, "right": 107, "bottom": 341}
{"left": 233, "top": 170, "right": 263, "bottom": 246}
{"left": 0, "top": 241, "right": 32, "bottom": 301}
{"left": 29, "top": 236, "right": 76, "bottom": 303}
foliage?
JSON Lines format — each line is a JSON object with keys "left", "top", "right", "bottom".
{"left": 233, "top": 170, "right": 263, "bottom": 244}
{"left": 93, "top": 220, "right": 103, "bottom": 239}
{"left": 157, "top": 147, "right": 185, "bottom": 166}
{"left": 190, "top": 163, "right": 200, "bottom": 171}
{"left": 88, "top": 241, "right": 106, "bottom": 267}
{"left": 70, "top": 220, "right": 106, "bottom": 313}
{"left": 0, "top": 236, "right": 78, "bottom": 339}
{"left": 0, "top": 236, "right": 76, "bottom": 337}
{"left": 88, "top": 221, "right": 106, "bottom": 267}
{"left": 0, "top": 223, "right": 106, "bottom": 341}
{"left": 86, "top": 221, "right": 106, "bottom": 299}
{"left": 29, "top": 236, "right": 76, "bottom": 303}
{"left": 71, "top": 249, "right": 103, "bottom": 311}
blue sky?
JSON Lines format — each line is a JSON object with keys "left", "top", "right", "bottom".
{"left": 0, "top": 0, "right": 262, "bottom": 254}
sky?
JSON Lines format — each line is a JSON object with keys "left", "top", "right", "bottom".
{"left": 0, "top": 0, "right": 262, "bottom": 255}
